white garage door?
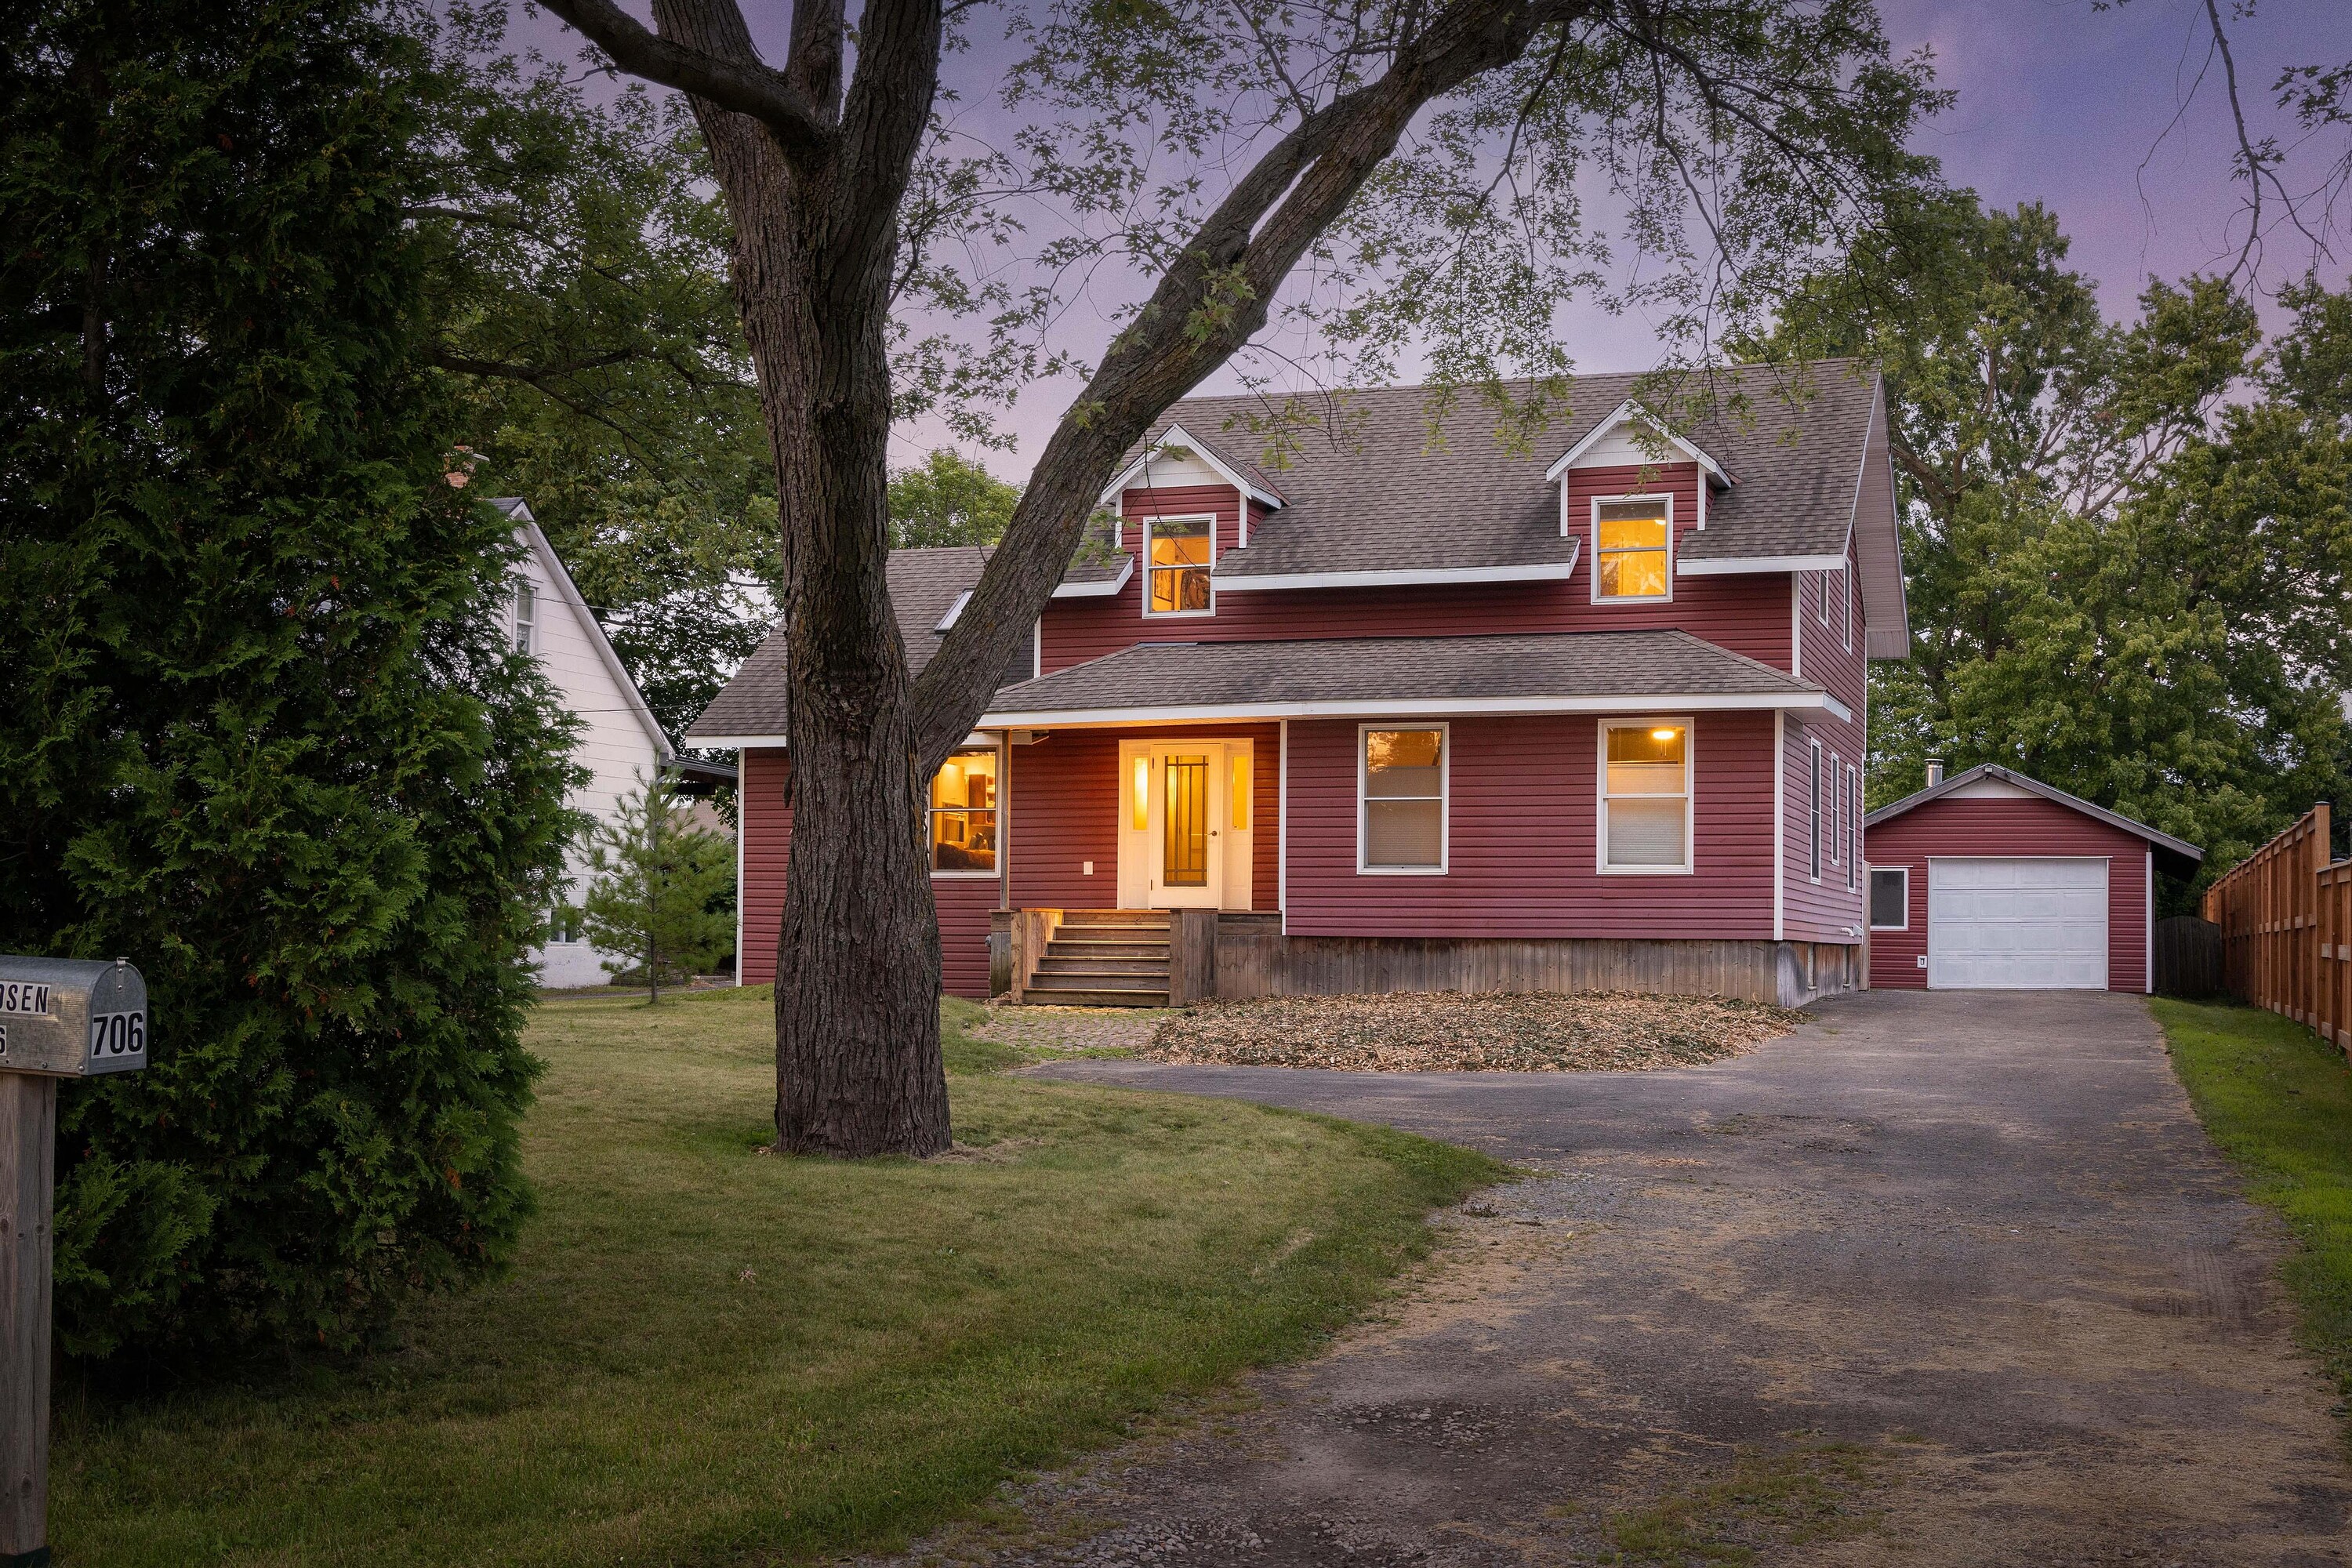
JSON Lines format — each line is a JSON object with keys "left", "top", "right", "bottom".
{"left": 1927, "top": 858, "right": 2109, "bottom": 989}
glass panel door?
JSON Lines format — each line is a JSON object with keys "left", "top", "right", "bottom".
{"left": 1161, "top": 754, "right": 1209, "bottom": 887}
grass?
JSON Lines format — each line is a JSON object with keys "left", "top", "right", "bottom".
{"left": 2153, "top": 997, "right": 2352, "bottom": 1418}
{"left": 1594, "top": 1442, "right": 1882, "bottom": 1565}
{"left": 51, "top": 988, "right": 1504, "bottom": 1567}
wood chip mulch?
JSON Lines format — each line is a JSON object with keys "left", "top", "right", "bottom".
{"left": 1144, "top": 991, "right": 1808, "bottom": 1073}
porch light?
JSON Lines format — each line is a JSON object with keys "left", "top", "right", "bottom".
{"left": 1651, "top": 728, "right": 1679, "bottom": 742}
{"left": 1132, "top": 756, "right": 1149, "bottom": 831}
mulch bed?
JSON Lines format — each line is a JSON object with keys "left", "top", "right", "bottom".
{"left": 1144, "top": 991, "right": 1809, "bottom": 1073}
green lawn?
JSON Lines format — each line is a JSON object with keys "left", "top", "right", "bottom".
{"left": 2154, "top": 997, "right": 2352, "bottom": 1416}
{"left": 53, "top": 989, "right": 1503, "bottom": 1566}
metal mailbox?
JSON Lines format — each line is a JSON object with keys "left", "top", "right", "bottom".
{"left": 0, "top": 956, "right": 147, "bottom": 1076}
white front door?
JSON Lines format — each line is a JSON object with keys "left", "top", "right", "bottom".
{"left": 1927, "top": 857, "right": 2109, "bottom": 989}
{"left": 1117, "top": 740, "right": 1254, "bottom": 910}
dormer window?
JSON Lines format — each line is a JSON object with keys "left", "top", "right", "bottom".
{"left": 1593, "top": 496, "right": 1671, "bottom": 601}
{"left": 1144, "top": 513, "right": 1214, "bottom": 616}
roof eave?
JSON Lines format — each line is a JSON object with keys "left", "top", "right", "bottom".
{"left": 1051, "top": 555, "right": 1135, "bottom": 597}
{"left": 1214, "top": 550, "right": 1579, "bottom": 592}
{"left": 977, "top": 688, "right": 1841, "bottom": 730}
{"left": 1101, "top": 424, "right": 1286, "bottom": 510}
{"left": 1863, "top": 764, "right": 2204, "bottom": 866}
{"left": 1543, "top": 401, "right": 1731, "bottom": 486}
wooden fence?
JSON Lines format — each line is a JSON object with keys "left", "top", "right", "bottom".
{"left": 2202, "top": 803, "right": 2352, "bottom": 1050}
{"left": 2152, "top": 916, "right": 2223, "bottom": 1000}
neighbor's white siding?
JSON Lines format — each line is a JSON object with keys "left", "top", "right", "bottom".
{"left": 514, "top": 524, "right": 670, "bottom": 987}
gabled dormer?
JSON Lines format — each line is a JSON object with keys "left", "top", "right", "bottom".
{"left": 1544, "top": 400, "right": 1728, "bottom": 606}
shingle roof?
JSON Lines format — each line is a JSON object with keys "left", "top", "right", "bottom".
{"left": 1864, "top": 764, "right": 2204, "bottom": 878}
{"left": 684, "top": 546, "right": 995, "bottom": 740}
{"left": 982, "top": 630, "right": 1824, "bottom": 720}
{"left": 1105, "top": 361, "right": 1882, "bottom": 583}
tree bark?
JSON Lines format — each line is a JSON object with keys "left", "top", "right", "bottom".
{"left": 651, "top": 0, "right": 949, "bottom": 1156}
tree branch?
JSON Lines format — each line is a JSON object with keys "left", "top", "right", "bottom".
{"left": 538, "top": 0, "right": 832, "bottom": 155}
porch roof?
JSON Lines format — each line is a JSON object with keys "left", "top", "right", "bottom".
{"left": 980, "top": 630, "right": 1839, "bottom": 728}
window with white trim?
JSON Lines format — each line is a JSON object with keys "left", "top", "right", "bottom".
{"left": 928, "top": 746, "right": 1000, "bottom": 873}
{"left": 1869, "top": 866, "right": 1907, "bottom": 928}
{"left": 1840, "top": 564, "right": 1853, "bottom": 651}
{"left": 1817, "top": 569, "right": 1831, "bottom": 625}
{"left": 1828, "top": 750, "right": 1842, "bottom": 865}
{"left": 1143, "top": 514, "right": 1214, "bottom": 615}
{"left": 1846, "top": 764, "right": 1860, "bottom": 888}
{"left": 1600, "top": 720, "right": 1692, "bottom": 872}
{"left": 1807, "top": 738, "right": 1823, "bottom": 881}
{"left": 1593, "top": 496, "right": 1671, "bottom": 601}
{"left": 1359, "top": 727, "right": 1446, "bottom": 872}
{"left": 512, "top": 578, "right": 537, "bottom": 653}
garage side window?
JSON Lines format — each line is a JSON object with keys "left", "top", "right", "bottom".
{"left": 1601, "top": 721, "right": 1691, "bottom": 872}
{"left": 1869, "top": 867, "right": 1907, "bottom": 929}
{"left": 1361, "top": 727, "right": 1446, "bottom": 872}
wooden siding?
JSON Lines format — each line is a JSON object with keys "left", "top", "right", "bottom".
{"left": 1781, "top": 711, "right": 1867, "bottom": 943}
{"left": 735, "top": 746, "right": 996, "bottom": 999}
{"left": 2203, "top": 804, "right": 2350, "bottom": 1045}
{"left": 1864, "top": 795, "right": 2151, "bottom": 993}
{"left": 738, "top": 747, "right": 792, "bottom": 988}
{"left": 1216, "top": 931, "right": 1859, "bottom": 1007}
{"left": 1044, "top": 466, "right": 1796, "bottom": 675}
{"left": 1007, "top": 723, "right": 1280, "bottom": 911}
{"left": 1281, "top": 712, "right": 1777, "bottom": 940}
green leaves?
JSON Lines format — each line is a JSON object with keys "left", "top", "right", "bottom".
{"left": 888, "top": 448, "right": 1023, "bottom": 549}
{"left": 2, "top": 0, "right": 576, "bottom": 1359}
{"left": 579, "top": 776, "right": 735, "bottom": 999}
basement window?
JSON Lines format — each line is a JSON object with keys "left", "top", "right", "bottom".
{"left": 929, "top": 747, "right": 1000, "bottom": 875}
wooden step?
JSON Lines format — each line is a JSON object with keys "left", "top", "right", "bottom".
{"left": 1056, "top": 909, "right": 1171, "bottom": 927}
{"left": 1032, "top": 961, "right": 1170, "bottom": 982}
{"left": 1054, "top": 922, "right": 1169, "bottom": 939}
{"left": 1021, "top": 985, "right": 1170, "bottom": 1008}
{"left": 1046, "top": 946, "right": 1170, "bottom": 967}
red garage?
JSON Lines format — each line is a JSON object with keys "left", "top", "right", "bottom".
{"left": 1864, "top": 764, "right": 2203, "bottom": 993}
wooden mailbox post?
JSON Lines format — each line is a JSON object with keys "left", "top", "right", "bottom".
{"left": 0, "top": 957, "right": 147, "bottom": 1568}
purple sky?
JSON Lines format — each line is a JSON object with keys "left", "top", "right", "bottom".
{"left": 517, "top": 0, "right": 2350, "bottom": 474}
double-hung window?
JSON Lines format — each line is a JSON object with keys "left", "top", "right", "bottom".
{"left": 1144, "top": 514, "right": 1214, "bottom": 615}
{"left": 1599, "top": 721, "right": 1692, "bottom": 873}
{"left": 512, "top": 579, "right": 537, "bottom": 654}
{"left": 929, "top": 747, "right": 1000, "bottom": 874}
{"left": 1807, "top": 738, "right": 1823, "bottom": 881}
{"left": 1846, "top": 764, "right": 1860, "bottom": 888}
{"left": 1593, "top": 497, "right": 1671, "bottom": 601}
{"left": 1359, "top": 727, "right": 1446, "bottom": 872}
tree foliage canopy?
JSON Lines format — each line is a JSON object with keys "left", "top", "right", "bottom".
{"left": 1755, "top": 191, "right": 2352, "bottom": 891}
{"left": 887, "top": 448, "right": 1021, "bottom": 548}
{"left": 0, "top": 0, "right": 579, "bottom": 1358}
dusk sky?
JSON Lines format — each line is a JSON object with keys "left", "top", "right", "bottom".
{"left": 524, "top": 0, "right": 2351, "bottom": 472}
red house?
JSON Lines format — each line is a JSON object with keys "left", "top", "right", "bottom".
{"left": 1863, "top": 764, "right": 2202, "bottom": 992}
{"left": 690, "top": 361, "right": 1907, "bottom": 1007}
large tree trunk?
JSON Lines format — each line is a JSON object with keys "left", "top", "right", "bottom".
{"left": 657, "top": 0, "right": 949, "bottom": 1157}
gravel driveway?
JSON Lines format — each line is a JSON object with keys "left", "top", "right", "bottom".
{"left": 893, "top": 989, "right": 2352, "bottom": 1566}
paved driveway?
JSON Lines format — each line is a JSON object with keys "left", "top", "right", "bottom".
{"left": 910, "top": 990, "right": 2352, "bottom": 1566}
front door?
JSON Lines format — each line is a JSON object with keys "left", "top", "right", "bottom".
{"left": 1118, "top": 740, "right": 1251, "bottom": 909}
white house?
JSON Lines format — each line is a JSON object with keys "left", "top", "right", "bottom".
{"left": 492, "top": 498, "right": 676, "bottom": 987}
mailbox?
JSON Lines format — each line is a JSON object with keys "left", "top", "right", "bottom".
{"left": 0, "top": 956, "right": 148, "bottom": 1076}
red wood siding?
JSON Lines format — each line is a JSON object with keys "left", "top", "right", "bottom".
{"left": 1007, "top": 723, "right": 1280, "bottom": 911}
{"left": 1281, "top": 712, "right": 1777, "bottom": 939}
{"left": 738, "top": 747, "right": 791, "bottom": 988}
{"left": 1044, "top": 467, "right": 1795, "bottom": 675}
{"left": 1781, "top": 712, "right": 1867, "bottom": 943}
{"left": 734, "top": 746, "right": 996, "bottom": 999}
{"left": 1793, "top": 530, "right": 1867, "bottom": 732}
{"left": 1864, "top": 796, "right": 2151, "bottom": 993}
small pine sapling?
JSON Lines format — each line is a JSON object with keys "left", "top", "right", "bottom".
{"left": 580, "top": 775, "right": 735, "bottom": 1001}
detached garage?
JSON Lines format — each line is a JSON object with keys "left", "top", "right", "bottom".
{"left": 1863, "top": 765, "right": 2203, "bottom": 993}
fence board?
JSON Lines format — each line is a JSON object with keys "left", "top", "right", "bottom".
{"left": 2203, "top": 803, "right": 2352, "bottom": 1050}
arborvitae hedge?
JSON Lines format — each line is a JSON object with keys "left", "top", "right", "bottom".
{"left": 0, "top": 0, "right": 581, "bottom": 1358}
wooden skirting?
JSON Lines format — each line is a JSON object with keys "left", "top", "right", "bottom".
{"left": 993, "top": 909, "right": 1859, "bottom": 1008}
{"left": 1214, "top": 928, "right": 1858, "bottom": 1008}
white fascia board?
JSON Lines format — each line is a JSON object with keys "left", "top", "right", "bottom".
{"left": 519, "top": 517, "right": 675, "bottom": 762}
{"left": 980, "top": 689, "right": 1835, "bottom": 729}
{"left": 683, "top": 728, "right": 996, "bottom": 751}
{"left": 1544, "top": 401, "right": 1730, "bottom": 485}
{"left": 1051, "top": 556, "right": 1134, "bottom": 597}
{"left": 1098, "top": 425, "right": 1285, "bottom": 510}
{"left": 1821, "top": 692, "right": 1854, "bottom": 724}
{"left": 1214, "top": 552, "right": 1580, "bottom": 593}
{"left": 1678, "top": 554, "right": 1848, "bottom": 576}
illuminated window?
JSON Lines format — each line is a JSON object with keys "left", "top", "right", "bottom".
{"left": 1601, "top": 722, "right": 1691, "bottom": 871}
{"left": 1145, "top": 514, "right": 1213, "bottom": 615}
{"left": 1594, "top": 497, "right": 1671, "bottom": 601}
{"left": 929, "top": 747, "right": 999, "bottom": 874}
{"left": 1359, "top": 727, "right": 1446, "bottom": 872}
{"left": 1231, "top": 750, "right": 1250, "bottom": 830}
